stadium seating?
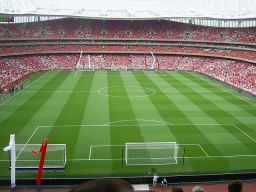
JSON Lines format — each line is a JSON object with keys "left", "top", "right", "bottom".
{"left": 0, "top": 18, "right": 255, "bottom": 96}
{"left": 0, "top": 55, "right": 78, "bottom": 87}
{"left": 2, "top": 54, "right": 254, "bottom": 94}
{"left": 1, "top": 45, "right": 255, "bottom": 61}
{"left": 1, "top": 18, "right": 256, "bottom": 42}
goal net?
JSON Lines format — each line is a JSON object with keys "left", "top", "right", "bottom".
{"left": 125, "top": 142, "right": 178, "bottom": 166}
{"left": 111, "top": 64, "right": 128, "bottom": 71}
{"left": 15, "top": 144, "right": 66, "bottom": 170}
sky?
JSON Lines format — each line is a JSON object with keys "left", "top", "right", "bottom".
{"left": 1, "top": 0, "right": 256, "bottom": 19}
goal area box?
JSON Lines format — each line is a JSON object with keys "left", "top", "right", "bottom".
{"left": 15, "top": 144, "right": 66, "bottom": 170}
{"left": 125, "top": 142, "right": 178, "bottom": 166}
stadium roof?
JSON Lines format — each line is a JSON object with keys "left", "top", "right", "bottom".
{"left": 1, "top": 0, "right": 256, "bottom": 20}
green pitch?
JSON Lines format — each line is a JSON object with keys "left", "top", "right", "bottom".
{"left": 0, "top": 71, "right": 256, "bottom": 179}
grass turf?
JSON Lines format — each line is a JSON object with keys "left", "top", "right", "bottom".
{"left": 0, "top": 71, "right": 256, "bottom": 179}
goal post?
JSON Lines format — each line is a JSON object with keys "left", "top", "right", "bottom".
{"left": 125, "top": 142, "right": 178, "bottom": 166}
{"left": 3, "top": 134, "right": 66, "bottom": 188}
{"left": 3, "top": 134, "right": 16, "bottom": 188}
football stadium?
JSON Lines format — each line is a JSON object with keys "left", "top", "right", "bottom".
{"left": 0, "top": 0, "right": 256, "bottom": 191}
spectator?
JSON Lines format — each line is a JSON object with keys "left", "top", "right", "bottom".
{"left": 228, "top": 180, "right": 243, "bottom": 192}
{"left": 152, "top": 173, "right": 159, "bottom": 187}
{"left": 192, "top": 185, "right": 205, "bottom": 192}
{"left": 70, "top": 179, "right": 134, "bottom": 192}
{"left": 172, "top": 186, "right": 184, "bottom": 192}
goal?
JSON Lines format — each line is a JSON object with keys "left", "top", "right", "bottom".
{"left": 111, "top": 64, "right": 128, "bottom": 71}
{"left": 15, "top": 143, "right": 66, "bottom": 170}
{"left": 3, "top": 134, "right": 66, "bottom": 188}
{"left": 125, "top": 142, "right": 178, "bottom": 166}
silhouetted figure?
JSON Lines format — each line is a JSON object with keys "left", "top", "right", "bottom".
{"left": 172, "top": 186, "right": 184, "bottom": 192}
{"left": 70, "top": 179, "right": 134, "bottom": 192}
{"left": 228, "top": 180, "right": 243, "bottom": 192}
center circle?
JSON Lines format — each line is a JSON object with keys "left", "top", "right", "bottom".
{"left": 97, "top": 86, "right": 155, "bottom": 97}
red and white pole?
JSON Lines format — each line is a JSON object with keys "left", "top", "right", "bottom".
{"left": 33, "top": 139, "right": 48, "bottom": 187}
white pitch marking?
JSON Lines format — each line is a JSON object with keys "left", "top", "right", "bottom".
{"left": 179, "top": 154, "right": 256, "bottom": 159}
{"left": 69, "top": 158, "right": 122, "bottom": 161}
{"left": 90, "top": 158, "right": 123, "bottom": 161}
{"left": 177, "top": 143, "right": 209, "bottom": 157}
{"left": 2, "top": 153, "right": 256, "bottom": 162}
{"left": 18, "top": 122, "right": 255, "bottom": 163}
{"left": 102, "top": 119, "right": 173, "bottom": 126}
{"left": 37, "top": 123, "right": 234, "bottom": 128}
{"left": 173, "top": 123, "right": 232, "bottom": 126}
{"left": 38, "top": 124, "right": 107, "bottom": 128}
{"left": 160, "top": 90, "right": 224, "bottom": 93}
{"left": 89, "top": 146, "right": 92, "bottom": 160}
{"left": 232, "top": 124, "right": 256, "bottom": 143}
{"left": 66, "top": 154, "right": 256, "bottom": 162}
{"left": 23, "top": 90, "right": 97, "bottom": 93}
{"left": 16, "top": 126, "right": 40, "bottom": 159}
{"left": 197, "top": 144, "right": 209, "bottom": 157}
{"left": 158, "top": 71, "right": 168, "bottom": 77}
{"left": 0, "top": 71, "right": 49, "bottom": 105}
{"left": 89, "top": 145, "right": 124, "bottom": 160}
{"left": 23, "top": 90, "right": 225, "bottom": 93}
{"left": 191, "top": 73, "right": 256, "bottom": 107}
{"left": 97, "top": 86, "right": 156, "bottom": 98}
{"left": 37, "top": 124, "right": 174, "bottom": 128}
{"left": 91, "top": 145, "right": 124, "bottom": 147}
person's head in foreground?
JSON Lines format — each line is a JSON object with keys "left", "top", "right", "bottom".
{"left": 228, "top": 180, "right": 243, "bottom": 192}
{"left": 70, "top": 179, "right": 134, "bottom": 192}
{"left": 192, "top": 185, "right": 205, "bottom": 192}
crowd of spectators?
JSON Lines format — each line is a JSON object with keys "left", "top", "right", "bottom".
{"left": 68, "top": 178, "right": 243, "bottom": 192}
{"left": 0, "top": 56, "right": 47, "bottom": 87}
{"left": 1, "top": 45, "right": 255, "bottom": 62}
{"left": 0, "top": 55, "right": 78, "bottom": 88}
{"left": 0, "top": 18, "right": 255, "bottom": 96}
{"left": 1, "top": 54, "right": 255, "bottom": 95}
{"left": 157, "top": 56, "right": 256, "bottom": 94}
{"left": 0, "top": 18, "right": 255, "bottom": 42}
{"left": 77, "top": 54, "right": 256, "bottom": 94}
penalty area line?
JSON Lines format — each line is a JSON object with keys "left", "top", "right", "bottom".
{"left": 89, "top": 146, "right": 92, "bottom": 160}
{"left": 232, "top": 124, "right": 256, "bottom": 143}
{"left": 16, "top": 126, "right": 40, "bottom": 160}
{"left": 67, "top": 154, "right": 256, "bottom": 162}
{"left": 197, "top": 144, "right": 209, "bottom": 157}
{"left": 178, "top": 143, "right": 209, "bottom": 157}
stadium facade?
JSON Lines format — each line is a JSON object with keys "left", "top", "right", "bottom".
{"left": 0, "top": 0, "right": 256, "bottom": 27}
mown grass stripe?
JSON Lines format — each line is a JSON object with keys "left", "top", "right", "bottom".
{"left": 183, "top": 73, "right": 256, "bottom": 127}
{"left": 0, "top": 72, "right": 69, "bottom": 152}
{"left": 15, "top": 71, "right": 85, "bottom": 144}
{"left": 1, "top": 71, "right": 256, "bottom": 177}
{"left": 182, "top": 72, "right": 256, "bottom": 150}
{"left": 70, "top": 71, "right": 114, "bottom": 175}
{"left": 108, "top": 72, "right": 145, "bottom": 173}
{"left": 152, "top": 72, "right": 235, "bottom": 169}
{"left": 0, "top": 71, "right": 49, "bottom": 124}
{"left": 184, "top": 72, "right": 256, "bottom": 116}
{"left": 190, "top": 72, "right": 256, "bottom": 107}
{"left": 134, "top": 71, "right": 222, "bottom": 171}
{"left": 46, "top": 72, "right": 95, "bottom": 160}
{"left": 121, "top": 72, "right": 179, "bottom": 148}
{"left": 165, "top": 72, "right": 256, "bottom": 156}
